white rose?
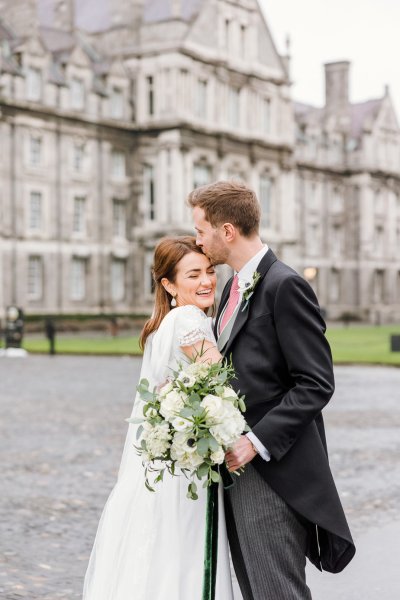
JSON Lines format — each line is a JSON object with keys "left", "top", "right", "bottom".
{"left": 222, "top": 386, "right": 238, "bottom": 400}
{"left": 201, "top": 394, "right": 225, "bottom": 421}
{"left": 158, "top": 381, "right": 173, "bottom": 397}
{"left": 182, "top": 452, "right": 204, "bottom": 471}
{"left": 160, "top": 390, "right": 186, "bottom": 421}
{"left": 210, "top": 446, "right": 225, "bottom": 465}
{"left": 185, "top": 362, "right": 210, "bottom": 379}
{"left": 210, "top": 410, "right": 245, "bottom": 446}
{"left": 171, "top": 416, "right": 192, "bottom": 432}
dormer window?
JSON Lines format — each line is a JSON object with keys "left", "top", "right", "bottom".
{"left": 26, "top": 67, "right": 42, "bottom": 102}
{"left": 71, "top": 77, "right": 85, "bottom": 110}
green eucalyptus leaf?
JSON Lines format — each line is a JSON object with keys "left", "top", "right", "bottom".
{"left": 208, "top": 436, "right": 219, "bottom": 452}
{"left": 210, "top": 470, "right": 220, "bottom": 483}
{"left": 189, "top": 393, "right": 201, "bottom": 403}
{"left": 135, "top": 425, "right": 144, "bottom": 441}
{"left": 196, "top": 437, "right": 210, "bottom": 456}
{"left": 154, "top": 470, "right": 165, "bottom": 484}
{"left": 145, "top": 480, "right": 155, "bottom": 493}
{"left": 139, "top": 389, "right": 155, "bottom": 401}
{"left": 197, "top": 462, "right": 210, "bottom": 479}
{"left": 125, "top": 417, "right": 144, "bottom": 424}
{"left": 180, "top": 407, "right": 194, "bottom": 418}
{"left": 193, "top": 406, "right": 205, "bottom": 419}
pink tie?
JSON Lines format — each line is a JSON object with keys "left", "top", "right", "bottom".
{"left": 220, "top": 275, "right": 240, "bottom": 332}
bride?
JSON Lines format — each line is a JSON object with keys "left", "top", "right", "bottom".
{"left": 83, "top": 236, "right": 235, "bottom": 600}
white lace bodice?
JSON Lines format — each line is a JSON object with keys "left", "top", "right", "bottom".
{"left": 150, "top": 305, "right": 216, "bottom": 379}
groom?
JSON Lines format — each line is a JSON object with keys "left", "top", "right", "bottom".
{"left": 188, "top": 181, "right": 355, "bottom": 599}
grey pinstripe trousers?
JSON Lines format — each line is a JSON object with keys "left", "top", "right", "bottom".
{"left": 225, "top": 463, "right": 312, "bottom": 600}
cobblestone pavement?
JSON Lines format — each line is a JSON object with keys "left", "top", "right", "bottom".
{"left": 0, "top": 356, "right": 399, "bottom": 599}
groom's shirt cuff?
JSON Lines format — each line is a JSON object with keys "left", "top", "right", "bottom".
{"left": 246, "top": 432, "right": 271, "bottom": 462}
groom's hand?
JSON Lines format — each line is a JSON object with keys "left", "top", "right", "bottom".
{"left": 225, "top": 436, "right": 257, "bottom": 472}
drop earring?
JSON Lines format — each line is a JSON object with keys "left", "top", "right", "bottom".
{"left": 171, "top": 295, "right": 177, "bottom": 307}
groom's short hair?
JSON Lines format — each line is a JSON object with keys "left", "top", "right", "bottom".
{"left": 187, "top": 180, "right": 260, "bottom": 237}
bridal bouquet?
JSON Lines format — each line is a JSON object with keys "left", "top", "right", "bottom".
{"left": 127, "top": 359, "right": 247, "bottom": 500}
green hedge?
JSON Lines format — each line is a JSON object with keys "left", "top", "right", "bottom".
{"left": 24, "top": 312, "right": 150, "bottom": 323}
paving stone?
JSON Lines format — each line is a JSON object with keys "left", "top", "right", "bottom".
{"left": 0, "top": 356, "right": 399, "bottom": 599}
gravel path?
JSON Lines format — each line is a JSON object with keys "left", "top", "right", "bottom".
{"left": 0, "top": 356, "right": 399, "bottom": 599}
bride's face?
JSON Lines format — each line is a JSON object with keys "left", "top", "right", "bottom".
{"left": 164, "top": 252, "right": 216, "bottom": 310}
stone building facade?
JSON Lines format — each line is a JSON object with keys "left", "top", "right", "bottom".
{"left": 294, "top": 61, "right": 400, "bottom": 322}
{"left": 0, "top": 0, "right": 399, "bottom": 322}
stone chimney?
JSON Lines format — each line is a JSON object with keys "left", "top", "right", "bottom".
{"left": 281, "top": 34, "right": 291, "bottom": 79}
{"left": 324, "top": 61, "right": 350, "bottom": 112}
{"left": 53, "top": 0, "right": 74, "bottom": 32}
{"left": 110, "top": 0, "right": 144, "bottom": 29}
{"left": 171, "top": 0, "right": 182, "bottom": 18}
{"left": 0, "top": 0, "right": 39, "bottom": 37}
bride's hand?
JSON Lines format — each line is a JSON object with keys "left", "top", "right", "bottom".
{"left": 225, "top": 436, "right": 257, "bottom": 472}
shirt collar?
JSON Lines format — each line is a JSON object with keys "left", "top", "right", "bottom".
{"left": 236, "top": 244, "right": 269, "bottom": 286}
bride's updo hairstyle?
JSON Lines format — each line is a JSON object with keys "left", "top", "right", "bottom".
{"left": 139, "top": 236, "right": 206, "bottom": 349}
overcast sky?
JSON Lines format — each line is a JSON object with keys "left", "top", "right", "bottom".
{"left": 260, "top": 0, "right": 400, "bottom": 116}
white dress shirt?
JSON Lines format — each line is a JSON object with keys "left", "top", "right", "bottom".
{"left": 220, "top": 245, "right": 271, "bottom": 462}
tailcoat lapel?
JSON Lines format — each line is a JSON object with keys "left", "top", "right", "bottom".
{"left": 221, "top": 249, "right": 277, "bottom": 357}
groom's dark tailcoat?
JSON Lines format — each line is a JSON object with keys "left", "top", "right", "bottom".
{"left": 215, "top": 249, "right": 355, "bottom": 574}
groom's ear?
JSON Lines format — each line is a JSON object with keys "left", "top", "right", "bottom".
{"left": 222, "top": 222, "right": 236, "bottom": 242}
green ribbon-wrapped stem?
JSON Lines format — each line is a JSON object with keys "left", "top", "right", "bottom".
{"left": 202, "top": 481, "right": 219, "bottom": 600}
{"left": 202, "top": 466, "right": 235, "bottom": 600}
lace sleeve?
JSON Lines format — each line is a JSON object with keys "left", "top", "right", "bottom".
{"left": 175, "top": 306, "right": 216, "bottom": 348}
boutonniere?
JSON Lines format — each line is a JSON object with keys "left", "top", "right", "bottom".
{"left": 238, "top": 271, "right": 261, "bottom": 312}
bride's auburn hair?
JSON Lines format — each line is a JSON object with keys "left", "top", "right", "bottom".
{"left": 139, "top": 236, "right": 208, "bottom": 349}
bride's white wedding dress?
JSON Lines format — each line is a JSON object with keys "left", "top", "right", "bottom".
{"left": 83, "top": 305, "right": 234, "bottom": 600}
